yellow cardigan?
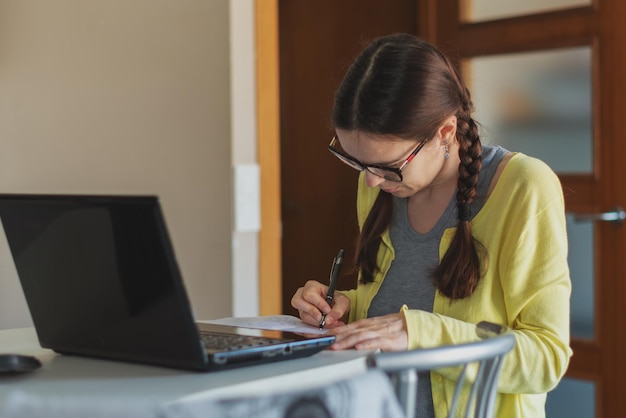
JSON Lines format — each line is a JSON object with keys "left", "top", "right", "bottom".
{"left": 342, "top": 153, "right": 572, "bottom": 418}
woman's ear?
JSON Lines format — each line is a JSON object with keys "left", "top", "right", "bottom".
{"left": 437, "top": 116, "right": 457, "bottom": 142}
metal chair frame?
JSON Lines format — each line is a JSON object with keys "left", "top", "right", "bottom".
{"left": 367, "top": 321, "right": 516, "bottom": 418}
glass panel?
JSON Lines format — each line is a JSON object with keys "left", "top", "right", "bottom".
{"left": 468, "top": 46, "right": 592, "bottom": 174}
{"left": 467, "top": 46, "right": 595, "bottom": 340}
{"left": 546, "top": 377, "right": 595, "bottom": 418}
{"left": 462, "top": 0, "right": 592, "bottom": 23}
{"left": 566, "top": 213, "right": 594, "bottom": 339}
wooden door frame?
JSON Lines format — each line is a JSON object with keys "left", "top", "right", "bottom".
{"left": 256, "top": 0, "right": 282, "bottom": 315}
{"left": 600, "top": 2, "right": 626, "bottom": 417}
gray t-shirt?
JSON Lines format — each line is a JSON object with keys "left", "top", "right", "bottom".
{"left": 367, "top": 145, "right": 507, "bottom": 418}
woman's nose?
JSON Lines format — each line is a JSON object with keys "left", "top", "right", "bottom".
{"left": 364, "top": 171, "right": 386, "bottom": 188}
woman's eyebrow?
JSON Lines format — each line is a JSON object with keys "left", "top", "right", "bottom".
{"left": 371, "top": 145, "right": 416, "bottom": 167}
{"left": 338, "top": 145, "right": 393, "bottom": 166}
{"left": 358, "top": 153, "right": 402, "bottom": 167}
{"left": 345, "top": 137, "right": 416, "bottom": 166}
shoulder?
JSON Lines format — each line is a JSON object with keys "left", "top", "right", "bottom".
{"left": 498, "top": 153, "right": 562, "bottom": 193}
{"left": 487, "top": 153, "right": 565, "bottom": 217}
{"left": 505, "top": 152, "right": 558, "bottom": 178}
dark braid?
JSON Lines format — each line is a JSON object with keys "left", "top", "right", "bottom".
{"left": 433, "top": 90, "right": 485, "bottom": 298}
{"left": 423, "top": 52, "right": 487, "bottom": 298}
{"left": 355, "top": 191, "right": 393, "bottom": 283}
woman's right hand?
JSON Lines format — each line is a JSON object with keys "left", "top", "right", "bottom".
{"left": 291, "top": 280, "right": 350, "bottom": 328}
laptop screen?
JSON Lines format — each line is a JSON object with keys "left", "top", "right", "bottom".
{"left": 0, "top": 195, "right": 206, "bottom": 369}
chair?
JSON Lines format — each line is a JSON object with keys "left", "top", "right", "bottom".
{"left": 161, "top": 368, "right": 405, "bottom": 418}
{"left": 366, "top": 321, "right": 516, "bottom": 418}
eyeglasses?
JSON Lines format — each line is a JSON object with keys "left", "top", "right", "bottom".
{"left": 328, "top": 135, "right": 426, "bottom": 182}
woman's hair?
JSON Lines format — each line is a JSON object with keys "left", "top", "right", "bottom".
{"left": 332, "top": 33, "right": 484, "bottom": 300}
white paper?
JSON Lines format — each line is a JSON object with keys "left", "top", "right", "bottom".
{"left": 201, "top": 315, "right": 328, "bottom": 335}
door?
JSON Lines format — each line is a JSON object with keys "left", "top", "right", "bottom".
{"left": 424, "top": 0, "right": 626, "bottom": 416}
{"left": 277, "top": 0, "right": 418, "bottom": 315}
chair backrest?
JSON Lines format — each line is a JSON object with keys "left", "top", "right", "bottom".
{"left": 366, "top": 321, "right": 516, "bottom": 418}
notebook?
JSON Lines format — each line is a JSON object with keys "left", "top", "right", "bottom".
{"left": 0, "top": 194, "right": 335, "bottom": 371}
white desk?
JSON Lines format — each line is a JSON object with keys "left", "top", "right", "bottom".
{"left": 0, "top": 327, "right": 400, "bottom": 417}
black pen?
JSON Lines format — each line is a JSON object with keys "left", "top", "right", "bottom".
{"left": 319, "top": 249, "right": 344, "bottom": 330}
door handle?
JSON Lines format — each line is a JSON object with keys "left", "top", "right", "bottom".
{"left": 572, "top": 207, "right": 626, "bottom": 224}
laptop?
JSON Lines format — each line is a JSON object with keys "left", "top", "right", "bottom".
{"left": 0, "top": 194, "right": 334, "bottom": 371}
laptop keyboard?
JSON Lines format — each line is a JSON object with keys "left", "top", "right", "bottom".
{"left": 200, "top": 332, "right": 285, "bottom": 351}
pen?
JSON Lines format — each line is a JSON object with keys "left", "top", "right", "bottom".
{"left": 319, "top": 249, "right": 344, "bottom": 330}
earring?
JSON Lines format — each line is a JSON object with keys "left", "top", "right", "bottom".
{"left": 444, "top": 144, "right": 450, "bottom": 159}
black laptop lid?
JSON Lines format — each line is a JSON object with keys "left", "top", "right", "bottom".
{"left": 0, "top": 194, "right": 207, "bottom": 370}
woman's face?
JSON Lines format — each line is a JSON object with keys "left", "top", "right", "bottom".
{"left": 334, "top": 128, "right": 455, "bottom": 198}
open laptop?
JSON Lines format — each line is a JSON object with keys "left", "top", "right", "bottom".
{"left": 0, "top": 194, "right": 334, "bottom": 371}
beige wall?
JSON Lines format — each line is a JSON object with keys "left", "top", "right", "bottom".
{"left": 0, "top": 0, "right": 233, "bottom": 328}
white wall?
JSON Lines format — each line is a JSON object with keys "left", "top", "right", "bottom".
{"left": 230, "top": 0, "right": 260, "bottom": 317}
{"left": 0, "top": 0, "right": 243, "bottom": 328}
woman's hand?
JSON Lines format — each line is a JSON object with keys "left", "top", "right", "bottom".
{"left": 291, "top": 280, "right": 350, "bottom": 328}
{"left": 329, "top": 312, "right": 408, "bottom": 351}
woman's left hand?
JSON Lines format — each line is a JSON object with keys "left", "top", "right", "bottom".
{"left": 328, "top": 312, "right": 408, "bottom": 351}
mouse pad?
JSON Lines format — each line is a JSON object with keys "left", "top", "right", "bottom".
{"left": 0, "top": 354, "right": 42, "bottom": 374}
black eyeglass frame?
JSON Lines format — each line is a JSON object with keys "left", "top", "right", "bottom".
{"left": 328, "top": 135, "right": 426, "bottom": 182}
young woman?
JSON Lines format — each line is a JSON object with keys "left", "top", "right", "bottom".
{"left": 291, "top": 33, "right": 572, "bottom": 418}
